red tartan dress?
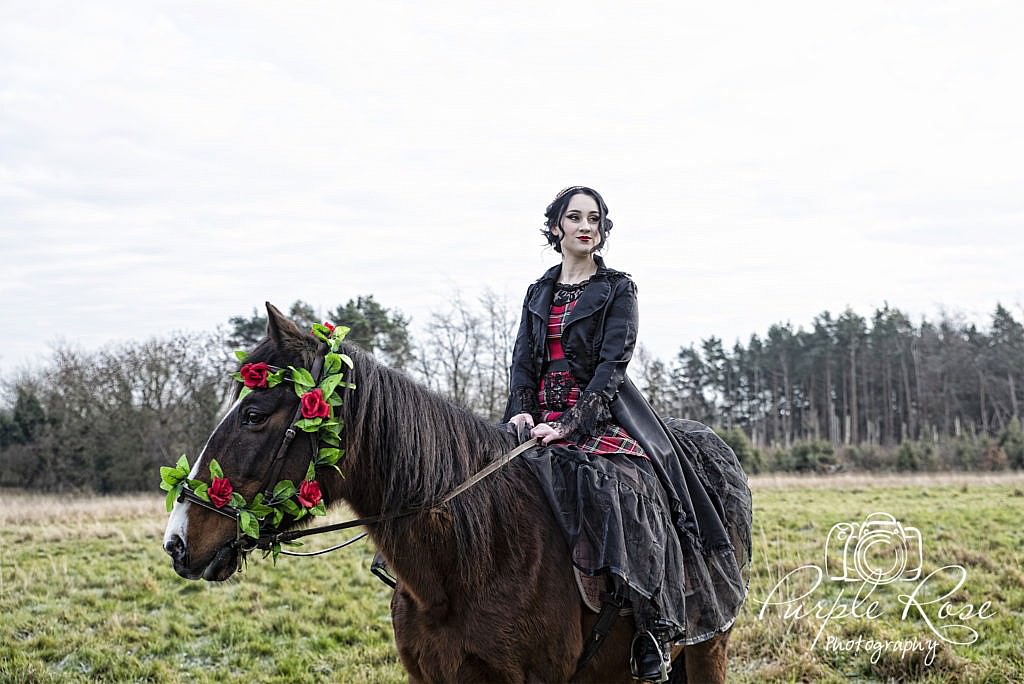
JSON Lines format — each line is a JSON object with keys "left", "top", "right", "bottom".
{"left": 538, "top": 281, "right": 646, "bottom": 457}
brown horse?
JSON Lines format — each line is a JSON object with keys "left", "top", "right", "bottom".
{"left": 163, "top": 304, "right": 745, "bottom": 683}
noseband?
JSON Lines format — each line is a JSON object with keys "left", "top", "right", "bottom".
{"left": 177, "top": 342, "right": 332, "bottom": 556}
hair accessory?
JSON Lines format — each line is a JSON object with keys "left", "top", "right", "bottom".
{"left": 553, "top": 185, "right": 586, "bottom": 201}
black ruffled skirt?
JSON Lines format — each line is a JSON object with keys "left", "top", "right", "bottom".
{"left": 523, "top": 421, "right": 750, "bottom": 645}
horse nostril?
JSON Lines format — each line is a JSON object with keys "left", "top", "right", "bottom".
{"left": 164, "top": 534, "right": 186, "bottom": 562}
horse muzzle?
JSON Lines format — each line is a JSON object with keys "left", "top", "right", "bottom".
{"left": 164, "top": 532, "right": 238, "bottom": 581}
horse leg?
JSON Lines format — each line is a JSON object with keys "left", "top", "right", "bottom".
{"left": 679, "top": 628, "right": 731, "bottom": 684}
{"left": 391, "top": 588, "right": 428, "bottom": 683}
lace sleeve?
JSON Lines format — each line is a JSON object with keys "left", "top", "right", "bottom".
{"left": 508, "top": 386, "right": 540, "bottom": 421}
{"left": 552, "top": 391, "right": 613, "bottom": 440}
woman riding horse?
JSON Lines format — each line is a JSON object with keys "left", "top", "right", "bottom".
{"left": 504, "top": 186, "right": 749, "bottom": 681}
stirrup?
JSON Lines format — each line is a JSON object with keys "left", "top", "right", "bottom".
{"left": 629, "top": 631, "right": 670, "bottom": 683}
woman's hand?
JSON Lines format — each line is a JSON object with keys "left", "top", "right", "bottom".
{"left": 508, "top": 413, "right": 535, "bottom": 430}
{"left": 508, "top": 413, "right": 535, "bottom": 442}
{"left": 530, "top": 422, "right": 567, "bottom": 445}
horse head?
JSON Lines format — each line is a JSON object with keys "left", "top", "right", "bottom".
{"left": 163, "top": 302, "right": 340, "bottom": 581}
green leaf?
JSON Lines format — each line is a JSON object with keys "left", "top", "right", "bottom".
{"left": 239, "top": 510, "right": 260, "bottom": 539}
{"left": 209, "top": 459, "right": 223, "bottom": 479}
{"left": 319, "top": 372, "right": 343, "bottom": 399}
{"left": 333, "top": 325, "right": 351, "bottom": 341}
{"left": 239, "top": 386, "right": 253, "bottom": 401}
{"left": 305, "top": 462, "right": 316, "bottom": 481}
{"left": 234, "top": 350, "right": 249, "bottom": 362}
{"left": 320, "top": 431, "right": 340, "bottom": 447}
{"left": 324, "top": 353, "right": 342, "bottom": 375}
{"left": 310, "top": 501, "right": 327, "bottom": 517}
{"left": 290, "top": 366, "right": 315, "bottom": 389}
{"left": 294, "top": 418, "right": 322, "bottom": 432}
{"left": 160, "top": 466, "right": 183, "bottom": 487}
{"left": 316, "top": 447, "right": 340, "bottom": 466}
{"left": 327, "top": 393, "right": 343, "bottom": 407}
{"left": 229, "top": 492, "right": 246, "bottom": 509}
{"left": 186, "top": 479, "right": 209, "bottom": 499}
{"left": 281, "top": 499, "right": 301, "bottom": 516}
{"left": 231, "top": 371, "right": 243, "bottom": 382}
{"left": 293, "top": 508, "right": 307, "bottom": 522}
{"left": 271, "top": 509, "right": 284, "bottom": 527}
{"left": 272, "top": 480, "right": 296, "bottom": 500}
{"left": 311, "top": 323, "right": 332, "bottom": 343}
{"left": 248, "top": 501, "right": 273, "bottom": 518}
{"left": 165, "top": 487, "right": 177, "bottom": 512}
{"left": 176, "top": 454, "right": 189, "bottom": 471}
{"left": 339, "top": 354, "right": 354, "bottom": 369}
{"left": 267, "top": 369, "right": 286, "bottom": 388}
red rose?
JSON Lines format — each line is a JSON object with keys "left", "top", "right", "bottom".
{"left": 297, "top": 479, "right": 322, "bottom": 508}
{"left": 300, "top": 388, "right": 330, "bottom": 419}
{"left": 208, "top": 476, "right": 233, "bottom": 508}
{"left": 240, "top": 362, "right": 270, "bottom": 388}
{"left": 323, "top": 321, "right": 335, "bottom": 334}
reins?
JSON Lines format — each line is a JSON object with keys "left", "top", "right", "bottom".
{"left": 181, "top": 437, "right": 539, "bottom": 556}
{"left": 242, "top": 436, "right": 540, "bottom": 554}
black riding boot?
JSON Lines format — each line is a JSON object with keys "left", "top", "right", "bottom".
{"left": 630, "top": 630, "right": 671, "bottom": 682}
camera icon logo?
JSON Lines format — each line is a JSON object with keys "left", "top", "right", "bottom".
{"left": 825, "top": 512, "right": 923, "bottom": 585}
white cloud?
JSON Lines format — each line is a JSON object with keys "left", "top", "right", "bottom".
{"left": 1, "top": 1, "right": 1022, "bottom": 373}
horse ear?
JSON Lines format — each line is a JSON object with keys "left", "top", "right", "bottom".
{"left": 265, "top": 302, "right": 302, "bottom": 346}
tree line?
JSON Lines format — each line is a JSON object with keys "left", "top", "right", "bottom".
{"left": 640, "top": 304, "right": 1024, "bottom": 449}
{"left": 2, "top": 296, "right": 1022, "bottom": 491}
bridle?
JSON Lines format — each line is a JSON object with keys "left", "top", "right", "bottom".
{"left": 176, "top": 339, "right": 612, "bottom": 675}
{"left": 178, "top": 340, "right": 538, "bottom": 560}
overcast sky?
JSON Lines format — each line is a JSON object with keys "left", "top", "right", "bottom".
{"left": 2, "top": 1, "right": 1022, "bottom": 376}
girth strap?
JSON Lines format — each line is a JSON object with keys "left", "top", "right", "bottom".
{"left": 573, "top": 589, "right": 624, "bottom": 678}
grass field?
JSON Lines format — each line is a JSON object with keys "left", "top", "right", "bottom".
{"left": 1, "top": 473, "right": 1022, "bottom": 683}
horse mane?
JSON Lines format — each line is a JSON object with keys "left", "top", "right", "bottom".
{"left": 243, "top": 313, "right": 532, "bottom": 587}
{"left": 336, "top": 343, "right": 530, "bottom": 584}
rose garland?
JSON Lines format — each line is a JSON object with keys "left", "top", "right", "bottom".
{"left": 159, "top": 321, "right": 354, "bottom": 559}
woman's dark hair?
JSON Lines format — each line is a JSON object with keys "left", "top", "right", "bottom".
{"left": 541, "top": 186, "right": 613, "bottom": 253}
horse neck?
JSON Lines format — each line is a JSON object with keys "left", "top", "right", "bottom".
{"left": 334, "top": 352, "right": 515, "bottom": 594}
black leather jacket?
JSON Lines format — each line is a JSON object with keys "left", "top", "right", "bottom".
{"left": 502, "top": 255, "right": 638, "bottom": 438}
{"left": 503, "top": 256, "right": 737, "bottom": 555}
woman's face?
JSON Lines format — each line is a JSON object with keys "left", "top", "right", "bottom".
{"left": 554, "top": 193, "right": 602, "bottom": 257}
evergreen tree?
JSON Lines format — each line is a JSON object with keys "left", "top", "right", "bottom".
{"left": 328, "top": 295, "right": 413, "bottom": 370}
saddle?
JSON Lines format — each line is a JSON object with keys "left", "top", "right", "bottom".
{"left": 573, "top": 542, "right": 632, "bottom": 616}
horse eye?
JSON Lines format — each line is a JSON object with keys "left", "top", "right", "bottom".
{"left": 242, "top": 408, "right": 267, "bottom": 425}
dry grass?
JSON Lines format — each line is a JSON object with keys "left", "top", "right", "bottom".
{"left": 0, "top": 490, "right": 160, "bottom": 525}
{"left": 748, "top": 470, "right": 1024, "bottom": 490}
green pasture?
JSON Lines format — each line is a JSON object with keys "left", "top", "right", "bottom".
{"left": 1, "top": 474, "right": 1022, "bottom": 683}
